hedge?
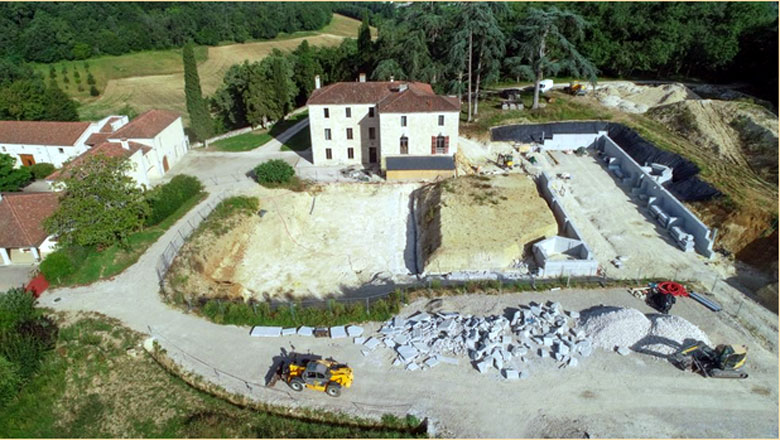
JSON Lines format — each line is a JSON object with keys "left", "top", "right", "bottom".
{"left": 253, "top": 159, "right": 295, "bottom": 185}
{"left": 26, "top": 163, "right": 56, "bottom": 180}
{"left": 38, "top": 251, "right": 75, "bottom": 284}
{"left": 145, "top": 175, "right": 203, "bottom": 226}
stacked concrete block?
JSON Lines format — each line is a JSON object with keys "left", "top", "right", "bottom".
{"left": 329, "top": 326, "right": 348, "bottom": 339}
{"left": 250, "top": 326, "right": 282, "bottom": 337}
{"left": 281, "top": 328, "right": 297, "bottom": 336}
{"left": 297, "top": 326, "right": 314, "bottom": 336}
{"left": 363, "top": 301, "right": 592, "bottom": 375}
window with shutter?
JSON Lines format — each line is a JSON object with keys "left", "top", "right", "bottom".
{"left": 431, "top": 136, "right": 436, "bottom": 154}
{"left": 435, "top": 135, "right": 446, "bottom": 154}
{"left": 444, "top": 136, "right": 450, "bottom": 154}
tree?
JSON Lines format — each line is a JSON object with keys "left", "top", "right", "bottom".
{"left": 182, "top": 43, "right": 214, "bottom": 141}
{"left": 243, "top": 51, "right": 296, "bottom": 128}
{"left": 507, "top": 7, "right": 598, "bottom": 109}
{"left": 357, "top": 13, "right": 373, "bottom": 73}
{"left": 42, "top": 80, "right": 78, "bottom": 121}
{"left": 0, "top": 153, "right": 31, "bottom": 191}
{"left": 291, "top": 40, "right": 322, "bottom": 106}
{"left": 44, "top": 154, "right": 149, "bottom": 249}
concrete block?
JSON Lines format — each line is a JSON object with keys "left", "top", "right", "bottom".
{"left": 502, "top": 368, "right": 520, "bottom": 380}
{"left": 519, "top": 370, "right": 530, "bottom": 379}
{"left": 297, "top": 326, "right": 314, "bottom": 337}
{"left": 392, "top": 358, "right": 402, "bottom": 366}
{"left": 554, "top": 352, "right": 564, "bottom": 361}
{"left": 568, "top": 310, "right": 580, "bottom": 319}
{"left": 513, "top": 347, "right": 528, "bottom": 357}
{"left": 493, "top": 355, "right": 504, "bottom": 370}
{"left": 250, "top": 326, "right": 282, "bottom": 337}
{"left": 439, "top": 356, "right": 459, "bottom": 365}
{"left": 476, "top": 360, "right": 491, "bottom": 374}
{"left": 329, "top": 326, "right": 348, "bottom": 339}
{"left": 393, "top": 333, "right": 410, "bottom": 346}
{"left": 361, "top": 350, "right": 370, "bottom": 357}
{"left": 538, "top": 348, "right": 549, "bottom": 358}
{"left": 501, "top": 336, "right": 512, "bottom": 345}
{"left": 409, "top": 311, "right": 432, "bottom": 322}
{"left": 353, "top": 337, "right": 366, "bottom": 345}
{"left": 554, "top": 342, "right": 570, "bottom": 355}
{"left": 568, "top": 357, "right": 579, "bottom": 368}
{"left": 397, "top": 345, "right": 419, "bottom": 361}
{"left": 383, "top": 338, "right": 395, "bottom": 348}
{"left": 406, "top": 362, "right": 420, "bottom": 371}
{"left": 346, "top": 325, "right": 364, "bottom": 337}
{"left": 424, "top": 357, "right": 440, "bottom": 368}
{"left": 392, "top": 316, "right": 405, "bottom": 328}
{"left": 543, "top": 337, "right": 553, "bottom": 347}
{"left": 281, "top": 328, "right": 297, "bottom": 336}
{"left": 363, "top": 337, "right": 381, "bottom": 350}
{"left": 616, "top": 346, "right": 631, "bottom": 356}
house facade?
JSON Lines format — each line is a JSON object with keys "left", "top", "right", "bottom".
{"left": 0, "top": 192, "right": 60, "bottom": 266}
{"left": 47, "top": 110, "right": 189, "bottom": 188}
{"left": 307, "top": 75, "right": 460, "bottom": 178}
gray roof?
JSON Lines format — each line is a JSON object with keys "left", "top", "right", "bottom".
{"left": 386, "top": 155, "right": 455, "bottom": 171}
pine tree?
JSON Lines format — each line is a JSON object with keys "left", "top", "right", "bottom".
{"left": 357, "top": 13, "right": 373, "bottom": 74}
{"left": 182, "top": 43, "right": 214, "bottom": 141}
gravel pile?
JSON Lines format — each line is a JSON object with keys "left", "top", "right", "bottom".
{"left": 644, "top": 314, "right": 711, "bottom": 355}
{"left": 579, "top": 306, "right": 710, "bottom": 356}
{"left": 357, "top": 301, "right": 593, "bottom": 378}
{"left": 579, "top": 307, "right": 652, "bottom": 350}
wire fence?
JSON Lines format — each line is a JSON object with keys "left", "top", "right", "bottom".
{"left": 148, "top": 326, "right": 414, "bottom": 417}
{"left": 156, "top": 192, "right": 228, "bottom": 287}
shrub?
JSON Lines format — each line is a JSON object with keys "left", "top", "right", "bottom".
{"left": 28, "top": 163, "right": 55, "bottom": 180}
{"left": 89, "top": 85, "right": 99, "bottom": 97}
{"left": 39, "top": 250, "right": 75, "bottom": 283}
{"left": 144, "top": 175, "right": 203, "bottom": 226}
{"left": 253, "top": 159, "right": 295, "bottom": 185}
{"left": 0, "top": 355, "right": 20, "bottom": 407}
{"left": 0, "top": 289, "right": 37, "bottom": 331}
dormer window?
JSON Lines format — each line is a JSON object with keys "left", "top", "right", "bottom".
{"left": 324, "top": 108, "right": 329, "bottom": 118}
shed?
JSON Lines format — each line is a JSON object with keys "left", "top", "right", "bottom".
{"left": 385, "top": 156, "right": 456, "bottom": 181}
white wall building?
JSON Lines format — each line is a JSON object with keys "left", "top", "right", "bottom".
{"left": 0, "top": 115, "right": 129, "bottom": 168}
{"left": 307, "top": 75, "right": 460, "bottom": 178}
{"left": 47, "top": 110, "right": 188, "bottom": 188}
{"left": 0, "top": 192, "right": 60, "bottom": 266}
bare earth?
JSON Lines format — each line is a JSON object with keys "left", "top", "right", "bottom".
{"left": 417, "top": 174, "right": 557, "bottom": 274}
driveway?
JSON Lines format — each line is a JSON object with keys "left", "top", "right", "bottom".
{"left": 0, "top": 264, "right": 34, "bottom": 291}
{"left": 33, "top": 119, "right": 779, "bottom": 437}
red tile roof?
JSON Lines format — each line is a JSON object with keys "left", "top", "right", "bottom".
{"left": 0, "top": 121, "right": 91, "bottom": 146}
{"left": 307, "top": 81, "right": 459, "bottom": 113}
{"left": 47, "top": 141, "right": 151, "bottom": 181}
{"left": 85, "top": 132, "right": 111, "bottom": 147}
{"left": 0, "top": 192, "right": 60, "bottom": 248}
{"left": 110, "top": 109, "right": 180, "bottom": 139}
{"left": 99, "top": 117, "right": 123, "bottom": 133}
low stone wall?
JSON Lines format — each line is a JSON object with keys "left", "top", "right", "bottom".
{"left": 534, "top": 172, "right": 599, "bottom": 277}
{"left": 597, "top": 135, "right": 715, "bottom": 257}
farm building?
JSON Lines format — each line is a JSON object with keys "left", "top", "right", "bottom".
{"left": 0, "top": 192, "right": 59, "bottom": 266}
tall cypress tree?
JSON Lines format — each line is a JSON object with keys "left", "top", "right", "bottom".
{"left": 182, "top": 43, "right": 214, "bottom": 141}
{"left": 357, "top": 13, "right": 373, "bottom": 74}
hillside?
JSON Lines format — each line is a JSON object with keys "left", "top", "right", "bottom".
{"left": 35, "top": 14, "right": 366, "bottom": 122}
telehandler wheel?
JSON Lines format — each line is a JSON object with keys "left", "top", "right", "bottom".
{"left": 325, "top": 383, "right": 342, "bottom": 397}
{"left": 289, "top": 378, "right": 304, "bottom": 392}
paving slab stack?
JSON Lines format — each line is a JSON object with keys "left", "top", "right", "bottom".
{"left": 358, "top": 301, "right": 593, "bottom": 379}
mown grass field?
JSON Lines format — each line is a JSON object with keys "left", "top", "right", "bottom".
{"left": 47, "top": 192, "right": 206, "bottom": 287}
{"left": 210, "top": 111, "right": 309, "bottom": 151}
{"left": 0, "top": 312, "right": 422, "bottom": 438}
{"left": 32, "top": 14, "right": 365, "bottom": 122}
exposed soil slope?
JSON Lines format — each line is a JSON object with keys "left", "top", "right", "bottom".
{"left": 415, "top": 174, "right": 557, "bottom": 274}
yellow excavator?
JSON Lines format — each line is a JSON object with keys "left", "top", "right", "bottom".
{"left": 278, "top": 357, "right": 354, "bottom": 397}
{"left": 497, "top": 153, "right": 514, "bottom": 169}
{"left": 564, "top": 81, "right": 588, "bottom": 96}
{"left": 669, "top": 340, "right": 748, "bottom": 379}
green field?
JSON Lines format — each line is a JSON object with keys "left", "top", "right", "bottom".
{"left": 0, "top": 313, "right": 423, "bottom": 438}
{"left": 210, "top": 111, "right": 309, "bottom": 151}
{"left": 281, "top": 125, "right": 312, "bottom": 152}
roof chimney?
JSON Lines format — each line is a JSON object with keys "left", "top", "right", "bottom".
{"left": 315, "top": 75, "right": 321, "bottom": 90}
{"left": 359, "top": 73, "right": 366, "bottom": 83}
{"left": 120, "top": 138, "right": 129, "bottom": 150}
{"left": 390, "top": 75, "right": 394, "bottom": 83}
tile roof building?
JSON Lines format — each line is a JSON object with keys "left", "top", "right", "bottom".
{"left": 0, "top": 192, "right": 60, "bottom": 265}
{"left": 306, "top": 75, "right": 460, "bottom": 179}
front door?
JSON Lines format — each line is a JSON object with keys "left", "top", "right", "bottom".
{"left": 162, "top": 156, "right": 170, "bottom": 172}
{"left": 19, "top": 154, "right": 35, "bottom": 166}
{"left": 368, "top": 147, "right": 377, "bottom": 163}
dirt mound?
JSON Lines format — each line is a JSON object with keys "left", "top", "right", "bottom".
{"left": 648, "top": 99, "right": 778, "bottom": 182}
{"left": 594, "top": 81, "right": 699, "bottom": 113}
{"left": 415, "top": 174, "right": 557, "bottom": 274}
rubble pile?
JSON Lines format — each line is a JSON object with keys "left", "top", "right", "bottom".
{"left": 579, "top": 306, "right": 711, "bottom": 356}
{"left": 357, "top": 301, "right": 593, "bottom": 379}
